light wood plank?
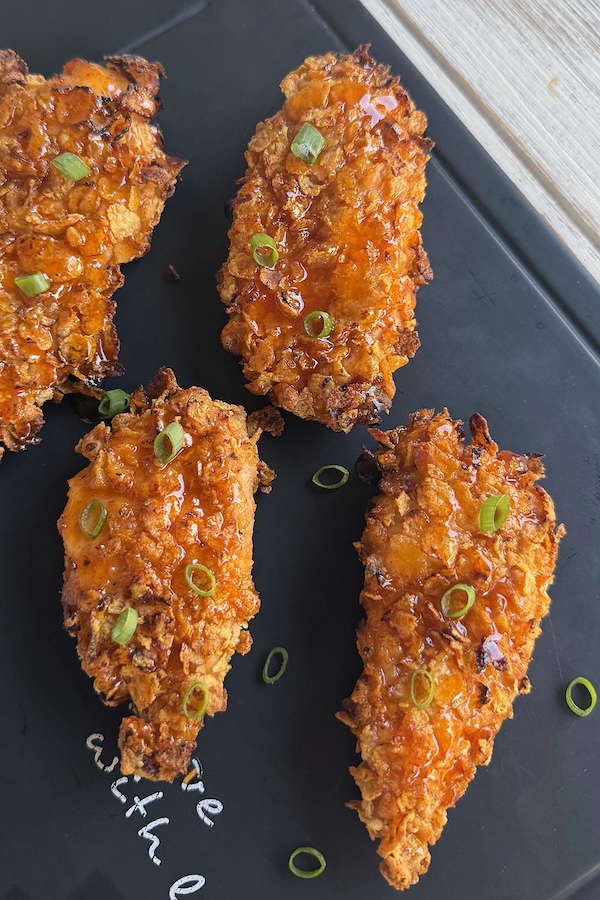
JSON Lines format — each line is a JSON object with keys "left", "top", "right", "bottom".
{"left": 360, "top": 0, "right": 600, "bottom": 285}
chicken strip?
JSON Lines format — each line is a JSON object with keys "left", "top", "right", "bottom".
{"left": 58, "top": 368, "right": 275, "bottom": 781}
{"left": 218, "top": 46, "right": 432, "bottom": 433}
{"left": 338, "top": 409, "right": 564, "bottom": 889}
{"left": 0, "top": 50, "right": 185, "bottom": 459}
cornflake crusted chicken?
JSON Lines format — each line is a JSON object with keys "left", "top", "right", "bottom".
{"left": 218, "top": 46, "right": 432, "bottom": 433}
{"left": 0, "top": 50, "right": 185, "bottom": 459}
{"left": 58, "top": 369, "right": 276, "bottom": 781}
{"left": 338, "top": 409, "right": 564, "bottom": 889}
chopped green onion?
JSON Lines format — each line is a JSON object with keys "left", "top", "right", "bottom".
{"left": 154, "top": 421, "right": 184, "bottom": 463}
{"left": 98, "top": 388, "right": 130, "bottom": 419}
{"left": 51, "top": 151, "right": 92, "bottom": 181}
{"left": 79, "top": 499, "right": 108, "bottom": 538}
{"left": 303, "top": 310, "right": 333, "bottom": 339}
{"left": 262, "top": 647, "right": 289, "bottom": 684}
{"left": 288, "top": 847, "right": 326, "bottom": 879}
{"left": 312, "top": 464, "right": 349, "bottom": 490}
{"left": 182, "top": 681, "right": 210, "bottom": 719}
{"left": 290, "top": 122, "right": 326, "bottom": 164}
{"left": 250, "top": 233, "right": 279, "bottom": 268}
{"left": 111, "top": 607, "right": 138, "bottom": 645}
{"left": 14, "top": 272, "right": 50, "bottom": 297}
{"left": 410, "top": 668, "right": 435, "bottom": 709}
{"left": 479, "top": 494, "right": 510, "bottom": 532}
{"left": 441, "top": 583, "right": 476, "bottom": 619}
{"left": 185, "top": 563, "right": 216, "bottom": 597}
{"left": 565, "top": 677, "right": 597, "bottom": 717}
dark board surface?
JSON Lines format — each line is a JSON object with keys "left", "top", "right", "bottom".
{"left": 1, "top": 1, "right": 599, "bottom": 898}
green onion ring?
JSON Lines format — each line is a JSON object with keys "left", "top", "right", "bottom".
{"left": 479, "top": 494, "right": 510, "bottom": 532}
{"left": 262, "top": 647, "right": 289, "bottom": 684}
{"left": 441, "top": 583, "right": 476, "bottom": 619}
{"left": 185, "top": 563, "right": 216, "bottom": 597}
{"left": 250, "top": 233, "right": 279, "bottom": 268}
{"left": 98, "top": 388, "right": 130, "bottom": 419}
{"left": 182, "top": 681, "right": 210, "bottom": 719}
{"left": 565, "top": 677, "right": 597, "bottom": 717}
{"left": 80, "top": 499, "right": 108, "bottom": 538}
{"left": 303, "top": 310, "right": 333, "bottom": 338}
{"left": 154, "top": 421, "right": 185, "bottom": 463}
{"left": 111, "top": 607, "right": 138, "bottom": 645}
{"left": 312, "top": 464, "right": 349, "bottom": 490}
{"left": 51, "top": 151, "right": 92, "bottom": 181}
{"left": 410, "top": 668, "right": 435, "bottom": 710}
{"left": 288, "top": 847, "right": 326, "bottom": 879}
{"left": 290, "top": 122, "right": 326, "bottom": 164}
{"left": 14, "top": 271, "right": 50, "bottom": 297}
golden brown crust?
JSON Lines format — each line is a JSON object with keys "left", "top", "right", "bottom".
{"left": 58, "top": 368, "right": 270, "bottom": 781}
{"left": 338, "top": 409, "right": 564, "bottom": 889}
{"left": 0, "top": 51, "right": 186, "bottom": 456}
{"left": 218, "top": 46, "right": 432, "bottom": 432}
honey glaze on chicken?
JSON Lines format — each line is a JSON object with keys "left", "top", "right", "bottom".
{"left": 0, "top": 50, "right": 185, "bottom": 458}
{"left": 218, "top": 46, "right": 432, "bottom": 433}
{"left": 338, "top": 409, "right": 564, "bottom": 889}
{"left": 58, "top": 369, "right": 275, "bottom": 781}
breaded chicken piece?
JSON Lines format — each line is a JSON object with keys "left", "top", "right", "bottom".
{"left": 58, "top": 368, "right": 275, "bottom": 781}
{"left": 338, "top": 410, "right": 564, "bottom": 889}
{"left": 218, "top": 46, "right": 432, "bottom": 433}
{"left": 0, "top": 50, "right": 185, "bottom": 459}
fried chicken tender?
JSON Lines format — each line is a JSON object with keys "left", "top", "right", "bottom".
{"left": 58, "top": 368, "right": 275, "bottom": 781}
{"left": 0, "top": 50, "right": 185, "bottom": 459}
{"left": 218, "top": 46, "right": 432, "bottom": 433}
{"left": 338, "top": 409, "right": 564, "bottom": 889}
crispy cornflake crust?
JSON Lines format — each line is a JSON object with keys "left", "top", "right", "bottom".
{"left": 58, "top": 368, "right": 274, "bottom": 781}
{"left": 218, "top": 46, "right": 432, "bottom": 432}
{"left": 0, "top": 50, "right": 186, "bottom": 459}
{"left": 338, "top": 409, "right": 564, "bottom": 889}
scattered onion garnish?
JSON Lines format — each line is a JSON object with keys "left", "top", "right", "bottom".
{"left": 262, "top": 647, "right": 289, "bottom": 684}
{"left": 565, "top": 677, "right": 597, "bottom": 717}
{"left": 288, "top": 847, "right": 326, "bottom": 879}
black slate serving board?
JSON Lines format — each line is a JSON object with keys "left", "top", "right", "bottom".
{"left": 1, "top": 1, "right": 599, "bottom": 898}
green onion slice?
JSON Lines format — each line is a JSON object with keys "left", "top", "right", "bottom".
{"left": 288, "top": 847, "right": 326, "bottom": 879}
{"left": 565, "top": 677, "right": 597, "bottom": 717}
{"left": 312, "top": 464, "right": 349, "bottom": 490}
{"left": 98, "top": 388, "right": 130, "bottom": 419}
{"left": 185, "top": 563, "right": 216, "bottom": 597}
{"left": 303, "top": 310, "right": 333, "bottom": 339}
{"left": 410, "top": 668, "right": 435, "bottom": 710}
{"left": 154, "top": 421, "right": 184, "bottom": 463}
{"left": 79, "top": 499, "right": 108, "bottom": 538}
{"left": 182, "top": 681, "right": 210, "bottom": 719}
{"left": 14, "top": 272, "right": 50, "bottom": 297}
{"left": 262, "top": 647, "right": 289, "bottom": 684}
{"left": 250, "top": 233, "right": 279, "bottom": 268}
{"left": 290, "top": 122, "right": 326, "bottom": 164}
{"left": 441, "top": 583, "right": 476, "bottom": 619}
{"left": 51, "top": 151, "right": 92, "bottom": 181}
{"left": 479, "top": 494, "right": 510, "bottom": 532}
{"left": 111, "top": 607, "right": 138, "bottom": 645}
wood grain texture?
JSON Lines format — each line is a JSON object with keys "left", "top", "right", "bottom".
{"left": 360, "top": 0, "right": 600, "bottom": 285}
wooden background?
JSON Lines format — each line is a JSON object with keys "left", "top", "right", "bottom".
{"left": 360, "top": 0, "right": 600, "bottom": 286}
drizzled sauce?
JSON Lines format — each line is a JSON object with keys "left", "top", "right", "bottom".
{"left": 359, "top": 92, "right": 398, "bottom": 126}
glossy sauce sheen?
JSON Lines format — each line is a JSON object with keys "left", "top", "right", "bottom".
{"left": 337, "top": 410, "right": 564, "bottom": 890}
{"left": 218, "top": 47, "right": 432, "bottom": 432}
{"left": 58, "top": 369, "right": 272, "bottom": 782}
{"left": 0, "top": 50, "right": 184, "bottom": 457}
